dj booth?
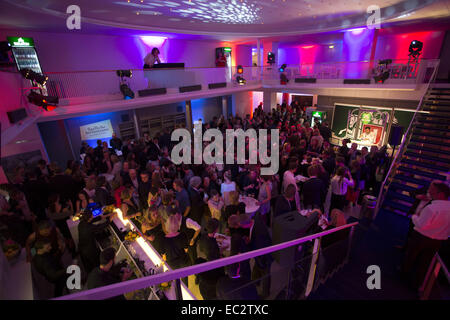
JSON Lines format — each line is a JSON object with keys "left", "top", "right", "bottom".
{"left": 143, "top": 63, "right": 229, "bottom": 89}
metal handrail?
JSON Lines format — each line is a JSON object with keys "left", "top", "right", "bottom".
{"left": 0, "top": 59, "right": 433, "bottom": 75}
{"left": 419, "top": 253, "right": 450, "bottom": 300}
{"left": 54, "top": 221, "right": 358, "bottom": 300}
{"left": 373, "top": 59, "right": 440, "bottom": 217}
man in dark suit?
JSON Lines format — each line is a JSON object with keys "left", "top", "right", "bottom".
{"left": 138, "top": 171, "right": 152, "bottom": 209}
{"left": 32, "top": 240, "right": 67, "bottom": 297}
{"left": 23, "top": 170, "right": 49, "bottom": 220}
{"left": 249, "top": 213, "right": 273, "bottom": 298}
{"left": 274, "top": 184, "right": 297, "bottom": 218}
{"left": 48, "top": 167, "right": 76, "bottom": 205}
{"left": 302, "top": 166, "right": 327, "bottom": 211}
{"left": 319, "top": 121, "right": 332, "bottom": 143}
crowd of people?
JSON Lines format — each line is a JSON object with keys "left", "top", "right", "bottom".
{"left": 0, "top": 101, "right": 425, "bottom": 300}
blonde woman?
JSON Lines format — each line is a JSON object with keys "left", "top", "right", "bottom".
{"left": 160, "top": 213, "right": 191, "bottom": 282}
{"left": 141, "top": 205, "right": 164, "bottom": 252}
{"left": 220, "top": 170, "right": 236, "bottom": 206}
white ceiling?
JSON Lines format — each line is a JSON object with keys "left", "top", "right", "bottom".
{"left": 0, "top": 0, "right": 449, "bottom": 40}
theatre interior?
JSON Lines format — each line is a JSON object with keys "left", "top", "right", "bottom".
{"left": 0, "top": 0, "right": 449, "bottom": 301}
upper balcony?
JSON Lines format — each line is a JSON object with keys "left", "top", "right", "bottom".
{"left": 0, "top": 59, "right": 440, "bottom": 125}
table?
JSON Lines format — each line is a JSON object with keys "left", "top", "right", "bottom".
{"left": 67, "top": 210, "right": 197, "bottom": 300}
{"left": 239, "top": 195, "right": 260, "bottom": 216}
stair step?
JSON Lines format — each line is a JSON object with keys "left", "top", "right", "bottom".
{"left": 401, "top": 159, "right": 449, "bottom": 171}
{"left": 393, "top": 173, "right": 432, "bottom": 186}
{"left": 415, "top": 120, "right": 450, "bottom": 126}
{"left": 410, "top": 138, "right": 450, "bottom": 147}
{"left": 404, "top": 151, "right": 450, "bottom": 164}
{"left": 412, "top": 131, "right": 450, "bottom": 140}
{"left": 429, "top": 91, "right": 450, "bottom": 96}
{"left": 408, "top": 144, "right": 450, "bottom": 156}
{"left": 386, "top": 191, "right": 416, "bottom": 204}
{"left": 383, "top": 200, "right": 412, "bottom": 213}
{"left": 397, "top": 165, "right": 446, "bottom": 180}
{"left": 414, "top": 126, "right": 450, "bottom": 133}
{"left": 425, "top": 98, "right": 450, "bottom": 102}
{"left": 423, "top": 102, "right": 450, "bottom": 107}
{"left": 388, "top": 182, "right": 419, "bottom": 193}
{"left": 422, "top": 107, "right": 450, "bottom": 112}
{"left": 418, "top": 114, "right": 450, "bottom": 120}
{"left": 430, "top": 87, "right": 450, "bottom": 91}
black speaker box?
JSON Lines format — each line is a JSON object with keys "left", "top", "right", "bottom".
{"left": 295, "top": 78, "right": 317, "bottom": 83}
{"left": 7, "top": 108, "right": 27, "bottom": 124}
{"left": 138, "top": 88, "right": 167, "bottom": 97}
{"left": 208, "top": 82, "right": 227, "bottom": 89}
{"left": 272, "top": 210, "right": 319, "bottom": 267}
{"left": 179, "top": 85, "right": 202, "bottom": 93}
{"left": 389, "top": 125, "right": 404, "bottom": 146}
{"left": 343, "top": 79, "right": 371, "bottom": 84}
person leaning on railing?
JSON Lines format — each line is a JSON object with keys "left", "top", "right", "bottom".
{"left": 401, "top": 181, "right": 450, "bottom": 290}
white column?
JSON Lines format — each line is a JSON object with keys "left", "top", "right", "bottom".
{"left": 263, "top": 90, "right": 277, "bottom": 113}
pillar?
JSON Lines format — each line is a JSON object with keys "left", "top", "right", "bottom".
{"left": 262, "top": 41, "right": 279, "bottom": 67}
{"left": 185, "top": 100, "right": 193, "bottom": 133}
{"left": 263, "top": 90, "right": 277, "bottom": 113}
{"left": 221, "top": 96, "right": 228, "bottom": 117}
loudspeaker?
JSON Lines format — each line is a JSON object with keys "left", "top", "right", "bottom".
{"left": 389, "top": 125, "right": 404, "bottom": 146}
{"left": 272, "top": 210, "right": 319, "bottom": 267}
{"left": 138, "top": 88, "right": 167, "bottom": 97}
{"left": 295, "top": 78, "right": 316, "bottom": 83}
{"left": 343, "top": 79, "right": 371, "bottom": 84}
{"left": 208, "top": 82, "right": 227, "bottom": 89}
{"left": 7, "top": 108, "right": 27, "bottom": 124}
{"left": 179, "top": 85, "right": 201, "bottom": 93}
{"left": 121, "top": 114, "right": 130, "bottom": 122}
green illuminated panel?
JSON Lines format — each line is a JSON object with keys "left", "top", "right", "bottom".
{"left": 7, "top": 36, "right": 35, "bottom": 47}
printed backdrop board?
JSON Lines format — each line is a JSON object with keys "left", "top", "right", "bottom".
{"left": 80, "top": 120, "right": 113, "bottom": 141}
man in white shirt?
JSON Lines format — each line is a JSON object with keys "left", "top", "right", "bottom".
{"left": 402, "top": 181, "right": 450, "bottom": 289}
{"left": 143, "top": 48, "right": 161, "bottom": 68}
{"left": 360, "top": 127, "right": 377, "bottom": 144}
{"left": 282, "top": 159, "right": 300, "bottom": 211}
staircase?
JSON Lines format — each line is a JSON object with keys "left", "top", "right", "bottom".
{"left": 380, "top": 85, "right": 450, "bottom": 217}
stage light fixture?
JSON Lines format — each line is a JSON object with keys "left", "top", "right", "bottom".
{"left": 378, "top": 59, "right": 392, "bottom": 65}
{"left": 267, "top": 52, "right": 275, "bottom": 65}
{"left": 408, "top": 40, "right": 423, "bottom": 60}
{"left": 20, "top": 68, "right": 48, "bottom": 85}
{"left": 374, "top": 71, "right": 390, "bottom": 84}
{"left": 279, "top": 64, "right": 287, "bottom": 72}
{"left": 280, "top": 73, "right": 289, "bottom": 84}
{"left": 236, "top": 76, "right": 246, "bottom": 85}
{"left": 237, "top": 65, "right": 244, "bottom": 74}
{"left": 120, "top": 83, "right": 135, "bottom": 99}
{"left": 116, "top": 69, "right": 133, "bottom": 78}
{"left": 27, "top": 91, "right": 59, "bottom": 111}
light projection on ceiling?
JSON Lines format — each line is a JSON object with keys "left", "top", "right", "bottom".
{"left": 114, "top": 0, "right": 262, "bottom": 24}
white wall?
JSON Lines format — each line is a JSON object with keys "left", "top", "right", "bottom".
{"left": 0, "top": 30, "right": 227, "bottom": 72}
{"left": 232, "top": 91, "right": 253, "bottom": 118}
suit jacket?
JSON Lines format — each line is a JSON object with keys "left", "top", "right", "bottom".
{"left": 302, "top": 177, "right": 326, "bottom": 209}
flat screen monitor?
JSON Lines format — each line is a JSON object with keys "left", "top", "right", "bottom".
{"left": 87, "top": 203, "right": 103, "bottom": 217}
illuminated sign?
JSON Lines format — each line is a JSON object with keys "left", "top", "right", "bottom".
{"left": 361, "top": 112, "right": 372, "bottom": 124}
{"left": 80, "top": 120, "right": 113, "bottom": 141}
{"left": 224, "top": 47, "right": 232, "bottom": 52}
{"left": 313, "top": 111, "right": 323, "bottom": 118}
{"left": 7, "top": 37, "right": 34, "bottom": 47}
